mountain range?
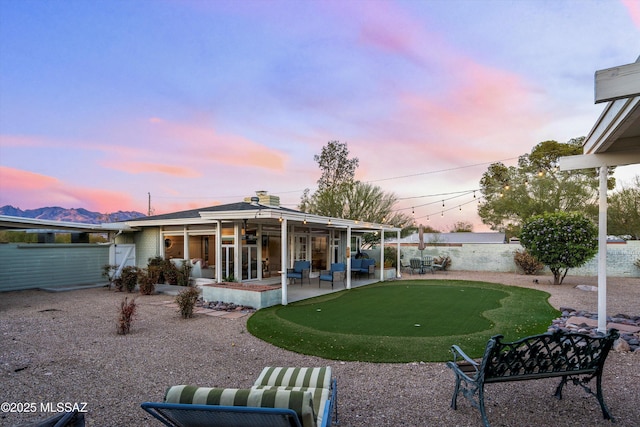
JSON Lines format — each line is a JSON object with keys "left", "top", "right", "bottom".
{"left": 0, "top": 205, "right": 146, "bottom": 224}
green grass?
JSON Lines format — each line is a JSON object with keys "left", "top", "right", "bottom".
{"left": 247, "top": 280, "right": 559, "bottom": 363}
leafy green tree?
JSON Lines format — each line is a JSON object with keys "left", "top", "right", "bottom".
{"left": 607, "top": 176, "right": 640, "bottom": 240}
{"left": 519, "top": 212, "right": 597, "bottom": 285}
{"left": 478, "top": 138, "right": 614, "bottom": 238}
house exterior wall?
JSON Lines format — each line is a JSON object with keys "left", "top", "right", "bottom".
{"left": 132, "top": 228, "right": 161, "bottom": 267}
{"left": 398, "top": 241, "right": 640, "bottom": 278}
{"left": 0, "top": 243, "right": 110, "bottom": 291}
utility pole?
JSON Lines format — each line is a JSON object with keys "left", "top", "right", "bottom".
{"left": 148, "top": 192, "right": 151, "bottom": 216}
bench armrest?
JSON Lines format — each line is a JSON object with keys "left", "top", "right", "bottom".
{"left": 447, "top": 345, "right": 480, "bottom": 381}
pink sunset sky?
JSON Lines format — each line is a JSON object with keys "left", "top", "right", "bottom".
{"left": 1, "top": 0, "right": 639, "bottom": 231}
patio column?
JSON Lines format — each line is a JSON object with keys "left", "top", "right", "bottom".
{"left": 396, "top": 229, "right": 401, "bottom": 278}
{"left": 215, "top": 220, "right": 222, "bottom": 283}
{"left": 234, "top": 222, "right": 241, "bottom": 282}
{"left": 346, "top": 225, "right": 352, "bottom": 289}
{"left": 597, "top": 166, "right": 608, "bottom": 333}
{"left": 380, "top": 229, "right": 385, "bottom": 282}
{"left": 281, "top": 218, "right": 288, "bottom": 305}
{"left": 183, "top": 227, "right": 189, "bottom": 260}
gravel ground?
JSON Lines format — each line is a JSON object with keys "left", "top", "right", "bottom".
{"left": 1, "top": 271, "right": 638, "bottom": 427}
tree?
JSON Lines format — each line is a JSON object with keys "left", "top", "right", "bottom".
{"left": 478, "top": 138, "right": 614, "bottom": 238}
{"left": 607, "top": 176, "right": 640, "bottom": 240}
{"left": 450, "top": 221, "right": 473, "bottom": 232}
{"left": 300, "top": 141, "right": 412, "bottom": 244}
{"left": 519, "top": 212, "right": 597, "bottom": 285}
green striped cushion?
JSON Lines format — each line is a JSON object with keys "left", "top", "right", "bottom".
{"left": 252, "top": 385, "right": 330, "bottom": 427}
{"left": 253, "top": 367, "right": 332, "bottom": 390}
{"left": 164, "top": 386, "right": 316, "bottom": 427}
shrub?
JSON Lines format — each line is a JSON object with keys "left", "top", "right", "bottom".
{"left": 635, "top": 258, "right": 640, "bottom": 269}
{"left": 520, "top": 212, "right": 597, "bottom": 285}
{"left": 177, "top": 261, "right": 192, "bottom": 286}
{"left": 384, "top": 246, "right": 397, "bottom": 268}
{"left": 147, "top": 256, "right": 166, "bottom": 284}
{"left": 514, "top": 249, "right": 543, "bottom": 275}
{"left": 175, "top": 286, "right": 200, "bottom": 318}
{"left": 137, "top": 268, "right": 156, "bottom": 295}
{"left": 117, "top": 297, "right": 137, "bottom": 335}
{"left": 118, "top": 266, "right": 139, "bottom": 293}
{"left": 102, "top": 264, "right": 117, "bottom": 289}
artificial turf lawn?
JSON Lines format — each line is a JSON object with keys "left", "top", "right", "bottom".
{"left": 247, "top": 280, "right": 560, "bottom": 363}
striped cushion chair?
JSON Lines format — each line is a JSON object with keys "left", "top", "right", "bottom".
{"left": 252, "top": 367, "right": 336, "bottom": 427}
{"left": 143, "top": 385, "right": 316, "bottom": 427}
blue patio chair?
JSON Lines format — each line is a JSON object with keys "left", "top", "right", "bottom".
{"left": 287, "top": 260, "right": 311, "bottom": 285}
{"left": 319, "top": 263, "right": 345, "bottom": 289}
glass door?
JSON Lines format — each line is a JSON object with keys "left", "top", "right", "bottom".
{"left": 242, "top": 245, "right": 258, "bottom": 280}
{"left": 221, "top": 245, "right": 234, "bottom": 281}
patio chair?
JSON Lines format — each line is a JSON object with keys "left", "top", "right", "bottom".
{"left": 319, "top": 263, "right": 346, "bottom": 289}
{"left": 28, "top": 410, "right": 85, "bottom": 427}
{"left": 409, "top": 258, "right": 423, "bottom": 274}
{"left": 141, "top": 366, "right": 337, "bottom": 427}
{"left": 287, "top": 260, "right": 311, "bottom": 285}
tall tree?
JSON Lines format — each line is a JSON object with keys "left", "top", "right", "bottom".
{"left": 300, "top": 141, "right": 412, "bottom": 231}
{"left": 478, "top": 138, "right": 614, "bottom": 237}
{"left": 608, "top": 175, "right": 640, "bottom": 239}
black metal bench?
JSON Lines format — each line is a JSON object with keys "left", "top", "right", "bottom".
{"left": 446, "top": 328, "right": 619, "bottom": 427}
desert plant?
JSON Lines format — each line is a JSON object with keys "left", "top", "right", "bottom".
{"left": 175, "top": 286, "right": 200, "bottom": 318}
{"left": 177, "top": 260, "right": 192, "bottom": 286}
{"left": 635, "top": 258, "right": 640, "bottom": 269}
{"left": 101, "top": 264, "right": 117, "bottom": 289}
{"left": 161, "top": 260, "right": 179, "bottom": 285}
{"left": 147, "top": 256, "right": 166, "bottom": 283}
{"left": 117, "top": 297, "right": 137, "bottom": 335}
{"left": 514, "top": 249, "right": 543, "bottom": 275}
{"left": 118, "top": 266, "right": 139, "bottom": 292}
{"left": 384, "top": 246, "right": 397, "bottom": 268}
{"left": 137, "top": 268, "right": 156, "bottom": 295}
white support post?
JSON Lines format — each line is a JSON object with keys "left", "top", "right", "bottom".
{"left": 597, "top": 166, "right": 608, "bottom": 333}
{"left": 257, "top": 224, "right": 263, "bottom": 280}
{"left": 396, "top": 229, "right": 401, "bottom": 278}
{"left": 380, "top": 230, "right": 385, "bottom": 282}
{"left": 281, "top": 218, "right": 288, "bottom": 305}
{"left": 346, "top": 226, "right": 352, "bottom": 289}
{"left": 183, "top": 227, "right": 189, "bottom": 260}
{"left": 215, "top": 221, "right": 222, "bottom": 283}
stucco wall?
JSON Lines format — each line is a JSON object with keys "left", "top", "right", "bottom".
{"left": 397, "top": 241, "right": 640, "bottom": 278}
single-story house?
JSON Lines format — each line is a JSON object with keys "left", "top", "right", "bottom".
{"left": 115, "top": 192, "right": 402, "bottom": 305}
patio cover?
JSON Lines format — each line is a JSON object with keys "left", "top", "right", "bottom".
{"left": 560, "top": 55, "right": 640, "bottom": 332}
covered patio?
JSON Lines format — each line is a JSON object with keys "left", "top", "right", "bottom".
{"left": 121, "top": 191, "right": 402, "bottom": 306}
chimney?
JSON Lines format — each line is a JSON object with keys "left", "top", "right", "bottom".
{"left": 244, "top": 191, "right": 280, "bottom": 207}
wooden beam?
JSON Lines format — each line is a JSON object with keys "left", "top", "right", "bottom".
{"left": 559, "top": 151, "right": 640, "bottom": 170}
{"left": 595, "top": 61, "right": 640, "bottom": 104}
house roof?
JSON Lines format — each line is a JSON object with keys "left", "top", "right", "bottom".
{"left": 386, "top": 232, "right": 506, "bottom": 245}
{"left": 123, "top": 201, "right": 401, "bottom": 233}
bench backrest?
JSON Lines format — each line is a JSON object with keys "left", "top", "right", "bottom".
{"left": 480, "top": 329, "right": 619, "bottom": 383}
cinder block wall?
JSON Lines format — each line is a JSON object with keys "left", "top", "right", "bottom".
{"left": 398, "top": 241, "right": 640, "bottom": 278}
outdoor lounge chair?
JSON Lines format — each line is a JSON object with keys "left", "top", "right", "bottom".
{"left": 319, "top": 263, "right": 345, "bottom": 288}
{"left": 141, "top": 366, "right": 337, "bottom": 427}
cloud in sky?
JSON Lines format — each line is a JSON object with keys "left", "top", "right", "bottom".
{"left": 0, "top": 167, "right": 134, "bottom": 213}
{"left": 0, "top": 0, "right": 638, "bottom": 231}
